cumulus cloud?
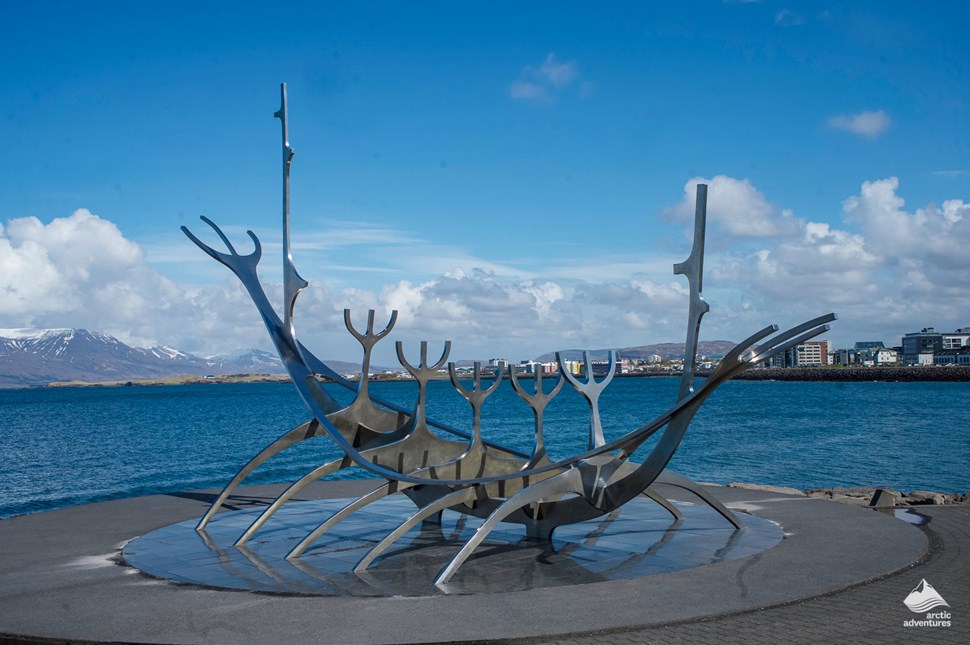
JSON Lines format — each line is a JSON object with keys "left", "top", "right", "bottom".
{"left": 0, "top": 209, "right": 282, "bottom": 354}
{"left": 5, "top": 177, "right": 969, "bottom": 365}
{"left": 842, "top": 177, "right": 970, "bottom": 272}
{"left": 665, "top": 176, "right": 800, "bottom": 238}
{"left": 828, "top": 110, "right": 891, "bottom": 139}
{"left": 705, "top": 176, "right": 970, "bottom": 344}
{"left": 509, "top": 53, "right": 589, "bottom": 105}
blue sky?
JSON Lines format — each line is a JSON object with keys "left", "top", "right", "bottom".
{"left": 1, "top": 1, "right": 968, "bottom": 363}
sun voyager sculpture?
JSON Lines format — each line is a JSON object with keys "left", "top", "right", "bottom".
{"left": 181, "top": 84, "right": 834, "bottom": 587}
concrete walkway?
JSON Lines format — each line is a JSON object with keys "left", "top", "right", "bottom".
{"left": 530, "top": 505, "right": 969, "bottom": 645}
{"left": 0, "top": 482, "right": 960, "bottom": 644}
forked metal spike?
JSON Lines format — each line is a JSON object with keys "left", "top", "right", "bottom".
{"left": 509, "top": 365, "right": 564, "bottom": 465}
{"left": 448, "top": 361, "right": 503, "bottom": 449}
{"left": 397, "top": 340, "right": 451, "bottom": 436}
{"left": 557, "top": 350, "right": 616, "bottom": 449}
{"left": 343, "top": 309, "right": 399, "bottom": 402}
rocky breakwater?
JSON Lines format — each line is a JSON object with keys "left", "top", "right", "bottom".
{"left": 732, "top": 365, "right": 970, "bottom": 382}
{"left": 725, "top": 482, "right": 970, "bottom": 507}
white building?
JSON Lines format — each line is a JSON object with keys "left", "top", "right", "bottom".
{"left": 795, "top": 340, "right": 831, "bottom": 366}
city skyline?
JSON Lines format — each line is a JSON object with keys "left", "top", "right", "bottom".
{"left": 1, "top": 2, "right": 968, "bottom": 365}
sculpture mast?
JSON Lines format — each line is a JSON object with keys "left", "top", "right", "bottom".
{"left": 673, "top": 184, "right": 710, "bottom": 401}
{"left": 274, "top": 82, "right": 308, "bottom": 338}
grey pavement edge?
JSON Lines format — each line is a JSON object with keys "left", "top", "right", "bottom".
{"left": 0, "top": 481, "right": 945, "bottom": 645}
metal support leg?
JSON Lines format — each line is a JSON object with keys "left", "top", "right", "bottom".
{"left": 286, "top": 480, "right": 418, "bottom": 559}
{"left": 197, "top": 421, "right": 320, "bottom": 531}
{"left": 354, "top": 487, "right": 479, "bottom": 572}
{"left": 435, "top": 469, "right": 584, "bottom": 586}
{"left": 235, "top": 456, "right": 352, "bottom": 546}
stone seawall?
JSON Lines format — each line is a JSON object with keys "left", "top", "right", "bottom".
{"left": 732, "top": 365, "right": 970, "bottom": 382}
{"left": 725, "top": 482, "right": 970, "bottom": 506}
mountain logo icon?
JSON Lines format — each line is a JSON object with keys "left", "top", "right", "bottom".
{"left": 903, "top": 579, "right": 950, "bottom": 613}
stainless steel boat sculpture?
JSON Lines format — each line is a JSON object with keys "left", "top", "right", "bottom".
{"left": 183, "top": 83, "right": 835, "bottom": 587}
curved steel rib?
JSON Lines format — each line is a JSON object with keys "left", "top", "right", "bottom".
{"left": 234, "top": 455, "right": 350, "bottom": 546}
{"left": 354, "top": 486, "right": 481, "bottom": 572}
{"left": 434, "top": 468, "right": 585, "bottom": 585}
{"left": 287, "top": 480, "right": 422, "bottom": 558}
{"left": 196, "top": 420, "right": 324, "bottom": 531}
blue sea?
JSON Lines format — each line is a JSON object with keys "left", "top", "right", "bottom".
{"left": 0, "top": 377, "right": 967, "bottom": 519}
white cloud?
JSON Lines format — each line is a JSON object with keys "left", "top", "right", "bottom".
{"left": 509, "top": 53, "right": 587, "bottom": 105}
{"left": 665, "top": 175, "right": 800, "bottom": 238}
{"left": 508, "top": 80, "right": 548, "bottom": 102}
{"left": 774, "top": 9, "right": 805, "bottom": 26}
{"left": 539, "top": 53, "right": 579, "bottom": 88}
{"left": 828, "top": 110, "right": 891, "bottom": 139}
{"left": 0, "top": 209, "right": 282, "bottom": 354}
{"left": 6, "top": 177, "right": 970, "bottom": 366}
{"left": 706, "top": 176, "right": 970, "bottom": 345}
{"left": 843, "top": 177, "right": 970, "bottom": 272}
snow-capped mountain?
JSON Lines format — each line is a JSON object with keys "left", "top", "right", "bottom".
{"left": 208, "top": 348, "right": 286, "bottom": 374}
{"left": 0, "top": 328, "right": 286, "bottom": 387}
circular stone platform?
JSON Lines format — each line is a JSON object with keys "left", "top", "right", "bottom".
{"left": 124, "top": 495, "right": 782, "bottom": 596}
{"left": 0, "top": 481, "right": 928, "bottom": 644}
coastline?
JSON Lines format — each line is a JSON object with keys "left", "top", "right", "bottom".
{"left": 39, "top": 364, "right": 970, "bottom": 388}
{"left": 44, "top": 373, "right": 297, "bottom": 388}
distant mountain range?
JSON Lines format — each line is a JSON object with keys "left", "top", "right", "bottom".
{"left": 0, "top": 328, "right": 387, "bottom": 388}
{"left": 0, "top": 328, "right": 738, "bottom": 388}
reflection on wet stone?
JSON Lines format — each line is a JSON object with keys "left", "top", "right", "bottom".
{"left": 123, "top": 494, "right": 782, "bottom": 597}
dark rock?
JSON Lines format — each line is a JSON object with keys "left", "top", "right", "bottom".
{"left": 869, "top": 488, "right": 899, "bottom": 507}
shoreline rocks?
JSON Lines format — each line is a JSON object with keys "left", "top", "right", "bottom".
{"left": 725, "top": 482, "right": 969, "bottom": 506}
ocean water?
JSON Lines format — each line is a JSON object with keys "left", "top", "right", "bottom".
{"left": 0, "top": 377, "right": 967, "bottom": 519}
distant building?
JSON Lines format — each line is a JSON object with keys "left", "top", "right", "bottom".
{"left": 934, "top": 345, "right": 970, "bottom": 365}
{"left": 942, "top": 328, "right": 970, "bottom": 349}
{"left": 901, "top": 328, "right": 944, "bottom": 365}
{"left": 874, "top": 348, "right": 898, "bottom": 365}
{"left": 795, "top": 340, "right": 831, "bottom": 367}
{"left": 587, "top": 360, "right": 621, "bottom": 376}
{"left": 834, "top": 348, "right": 858, "bottom": 365}
{"left": 561, "top": 360, "right": 581, "bottom": 375}
{"left": 768, "top": 350, "right": 792, "bottom": 368}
